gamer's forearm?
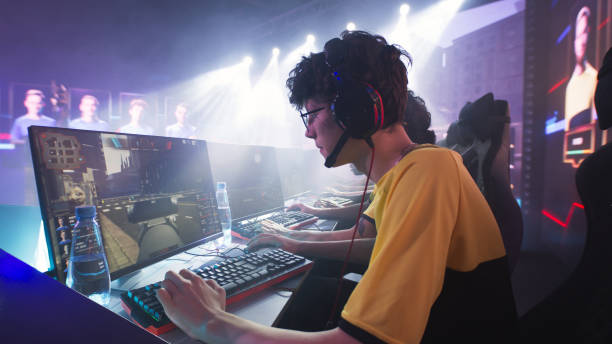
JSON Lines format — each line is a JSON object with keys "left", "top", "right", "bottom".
{"left": 294, "top": 238, "right": 375, "bottom": 264}
{"left": 204, "top": 311, "right": 356, "bottom": 344}
{"left": 310, "top": 204, "right": 362, "bottom": 222}
{"left": 286, "top": 227, "right": 356, "bottom": 241}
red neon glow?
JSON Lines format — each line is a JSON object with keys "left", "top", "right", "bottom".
{"left": 598, "top": 16, "right": 610, "bottom": 30}
{"left": 547, "top": 76, "right": 569, "bottom": 94}
{"left": 541, "top": 202, "right": 585, "bottom": 228}
{"left": 0, "top": 133, "right": 10, "bottom": 140}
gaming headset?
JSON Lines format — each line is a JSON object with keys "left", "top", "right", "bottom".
{"left": 322, "top": 37, "right": 385, "bottom": 167}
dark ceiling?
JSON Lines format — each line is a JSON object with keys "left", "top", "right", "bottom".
{"left": 0, "top": 0, "right": 500, "bottom": 91}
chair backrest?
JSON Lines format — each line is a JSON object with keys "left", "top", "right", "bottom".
{"left": 482, "top": 100, "right": 523, "bottom": 273}
{"left": 440, "top": 93, "right": 523, "bottom": 273}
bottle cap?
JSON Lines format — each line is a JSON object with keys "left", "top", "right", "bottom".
{"left": 75, "top": 206, "right": 96, "bottom": 218}
{"left": 217, "top": 182, "right": 226, "bottom": 190}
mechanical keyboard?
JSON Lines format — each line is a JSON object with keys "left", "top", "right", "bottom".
{"left": 232, "top": 210, "right": 318, "bottom": 240}
{"left": 120, "top": 248, "right": 312, "bottom": 335}
{"left": 314, "top": 196, "right": 355, "bottom": 208}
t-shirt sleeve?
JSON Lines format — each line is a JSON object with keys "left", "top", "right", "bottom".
{"left": 361, "top": 190, "right": 378, "bottom": 222}
{"left": 340, "top": 150, "right": 462, "bottom": 344}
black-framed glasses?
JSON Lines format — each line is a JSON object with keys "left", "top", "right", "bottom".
{"left": 300, "top": 107, "right": 325, "bottom": 129}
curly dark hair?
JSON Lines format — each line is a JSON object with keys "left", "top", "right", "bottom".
{"left": 287, "top": 30, "right": 434, "bottom": 142}
{"left": 404, "top": 90, "right": 436, "bottom": 144}
{"left": 287, "top": 30, "right": 411, "bottom": 128}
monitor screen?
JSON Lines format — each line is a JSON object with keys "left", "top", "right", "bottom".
{"left": 207, "top": 142, "right": 285, "bottom": 219}
{"left": 28, "top": 126, "right": 222, "bottom": 282}
{"left": 536, "top": 0, "right": 610, "bottom": 258}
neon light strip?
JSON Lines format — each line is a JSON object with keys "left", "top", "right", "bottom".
{"left": 541, "top": 202, "right": 584, "bottom": 228}
{"left": 547, "top": 76, "right": 569, "bottom": 94}
{"left": 556, "top": 25, "right": 571, "bottom": 45}
{"left": 0, "top": 143, "right": 15, "bottom": 150}
{"left": 0, "top": 133, "right": 10, "bottom": 140}
{"left": 598, "top": 16, "right": 611, "bottom": 31}
{"left": 566, "top": 149, "right": 591, "bottom": 155}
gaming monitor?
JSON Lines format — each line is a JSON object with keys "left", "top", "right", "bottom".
{"left": 207, "top": 142, "right": 285, "bottom": 220}
{"left": 28, "top": 126, "right": 222, "bottom": 283}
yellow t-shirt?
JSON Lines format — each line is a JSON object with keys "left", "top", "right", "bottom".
{"left": 339, "top": 145, "right": 510, "bottom": 343}
{"left": 565, "top": 62, "right": 598, "bottom": 131}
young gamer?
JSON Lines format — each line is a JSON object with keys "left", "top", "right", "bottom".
{"left": 156, "top": 31, "right": 518, "bottom": 343}
{"left": 248, "top": 90, "right": 437, "bottom": 265}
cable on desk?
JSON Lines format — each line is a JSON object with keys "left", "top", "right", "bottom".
{"left": 223, "top": 246, "right": 247, "bottom": 256}
{"left": 183, "top": 252, "right": 226, "bottom": 258}
{"left": 184, "top": 245, "right": 246, "bottom": 259}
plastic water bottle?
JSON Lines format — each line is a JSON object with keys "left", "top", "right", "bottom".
{"left": 215, "top": 182, "right": 232, "bottom": 246}
{"left": 66, "top": 206, "right": 111, "bottom": 306}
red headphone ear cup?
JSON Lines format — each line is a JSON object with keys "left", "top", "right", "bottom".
{"left": 332, "top": 82, "right": 385, "bottom": 139}
{"left": 364, "top": 84, "right": 384, "bottom": 132}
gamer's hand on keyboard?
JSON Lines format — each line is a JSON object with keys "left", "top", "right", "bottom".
{"left": 286, "top": 202, "right": 318, "bottom": 214}
{"left": 157, "top": 269, "right": 225, "bottom": 340}
{"left": 247, "top": 233, "right": 299, "bottom": 254}
{"left": 259, "top": 219, "right": 291, "bottom": 234}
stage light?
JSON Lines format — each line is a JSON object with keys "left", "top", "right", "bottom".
{"left": 243, "top": 56, "right": 253, "bottom": 65}
{"left": 400, "top": 3, "right": 410, "bottom": 16}
{"left": 272, "top": 47, "right": 280, "bottom": 56}
{"left": 346, "top": 22, "right": 356, "bottom": 31}
{"left": 306, "top": 34, "right": 315, "bottom": 44}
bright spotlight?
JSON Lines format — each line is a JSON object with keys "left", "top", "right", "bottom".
{"left": 306, "top": 34, "right": 315, "bottom": 44}
{"left": 272, "top": 47, "right": 280, "bottom": 56}
{"left": 346, "top": 22, "right": 356, "bottom": 31}
{"left": 243, "top": 56, "right": 253, "bottom": 65}
{"left": 400, "top": 3, "right": 410, "bottom": 16}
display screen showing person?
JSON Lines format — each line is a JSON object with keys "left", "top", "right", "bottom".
{"left": 10, "top": 89, "right": 56, "bottom": 144}
{"left": 118, "top": 98, "right": 154, "bottom": 135}
{"left": 165, "top": 103, "right": 196, "bottom": 139}
{"left": 69, "top": 95, "right": 110, "bottom": 131}
{"left": 565, "top": 6, "right": 598, "bottom": 131}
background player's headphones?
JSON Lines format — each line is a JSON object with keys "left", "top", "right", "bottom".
{"left": 323, "top": 37, "right": 384, "bottom": 167}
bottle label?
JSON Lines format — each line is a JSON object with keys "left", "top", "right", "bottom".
{"left": 72, "top": 224, "right": 102, "bottom": 256}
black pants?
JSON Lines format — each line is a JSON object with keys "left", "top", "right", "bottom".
{"left": 273, "top": 258, "right": 367, "bottom": 331}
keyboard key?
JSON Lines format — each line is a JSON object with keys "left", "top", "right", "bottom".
{"left": 221, "top": 282, "right": 237, "bottom": 293}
